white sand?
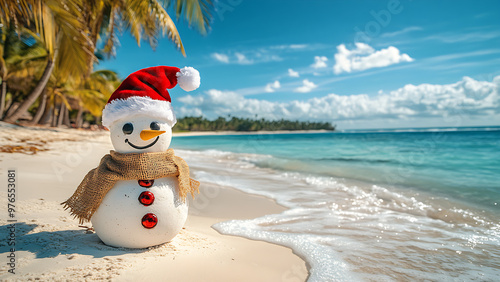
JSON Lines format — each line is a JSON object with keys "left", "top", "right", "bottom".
{"left": 0, "top": 122, "right": 307, "bottom": 281}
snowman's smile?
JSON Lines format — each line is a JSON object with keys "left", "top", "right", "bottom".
{"left": 125, "top": 137, "right": 159, "bottom": 150}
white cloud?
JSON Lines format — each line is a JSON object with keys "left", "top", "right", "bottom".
{"left": 211, "top": 51, "right": 281, "bottom": 65}
{"left": 333, "top": 43, "right": 414, "bottom": 74}
{"left": 311, "top": 56, "right": 328, "bottom": 69}
{"left": 178, "top": 76, "right": 500, "bottom": 126}
{"left": 177, "top": 89, "right": 277, "bottom": 118}
{"left": 288, "top": 68, "right": 300, "bottom": 77}
{"left": 264, "top": 80, "right": 281, "bottom": 93}
{"left": 270, "top": 44, "right": 309, "bottom": 50}
{"left": 235, "top": 52, "right": 253, "bottom": 64}
{"left": 211, "top": 53, "right": 229, "bottom": 63}
{"left": 289, "top": 44, "right": 308, "bottom": 49}
{"left": 423, "top": 30, "right": 500, "bottom": 44}
{"left": 381, "top": 26, "right": 423, "bottom": 38}
{"left": 294, "top": 79, "right": 318, "bottom": 93}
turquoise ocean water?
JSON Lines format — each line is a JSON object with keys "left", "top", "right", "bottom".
{"left": 172, "top": 126, "right": 500, "bottom": 281}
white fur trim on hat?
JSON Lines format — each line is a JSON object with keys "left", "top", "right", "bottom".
{"left": 102, "top": 96, "right": 176, "bottom": 128}
{"left": 176, "top": 67, "right": 200, "bottom": 92}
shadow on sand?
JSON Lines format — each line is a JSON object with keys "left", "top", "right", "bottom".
{"left": 0, "top": 222, "right": 145, "bottom": 258}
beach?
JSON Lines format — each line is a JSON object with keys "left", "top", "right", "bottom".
{"left": 2, "top": 0, "right": 498, "bottom": 280}
{"left": 0, "top": 123, "right": 307, "bottom": 281}
{"left": 1, "top": 122, "right": 499, "bottom": 281}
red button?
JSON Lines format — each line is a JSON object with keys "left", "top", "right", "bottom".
{"left": 138, "top": 191, "right": 155, "bottom": 206}
{"left": 138, "top": 179, "right": 154, "bottom": 188}
{"left": 141, "top": 213, "right": 158, "bottom": 229}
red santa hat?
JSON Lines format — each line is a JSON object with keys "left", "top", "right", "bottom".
{"left": 102, "top": 66, "right": 200, "bottom": 128}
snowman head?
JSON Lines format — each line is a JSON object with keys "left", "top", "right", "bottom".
{"left": 109, "top": 114, "right": 173, "bottom": 153}
{"left": 101, "top": 65, "right": 200, "bottom": 153}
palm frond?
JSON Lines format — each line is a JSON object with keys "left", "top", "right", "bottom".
{"left": 0, "top": 55, "right": 7, "bottom": 79}
{"left": 7, "top": 55, "right": 47, "bottom": 78}
{"left": 120, "top": 1, "right": 144, "bottom": 47}
{"left": 148, "top": 0, "right": 185, "bottom": 55}
{"left": 74, "top": 88, "right": 107, "bottom": 116}
{"left": 102, "top": 5, "right": 119, "bottom": 57}
{"left": 3, "top": 0, "right": 95, "bottom": 78}
{"left": 172, "top": 0, "right": 212, "bottom": 34}
{"left": 56, "top": 91, "right": 72, "bottom": 110}
{"left": 0, "top": 0, "right": 32, "bottom": 27}
{"left": 92, "top": 69, "right": 120, "bottom": 79}
{"left": 85, "top": 70, "right": 120, "bottom": 95}
{"left": 45, "top": 0, "right": 94, "bottom": 78}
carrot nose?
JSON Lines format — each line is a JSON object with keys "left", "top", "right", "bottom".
{"left": 140, "top": 129, "right": 166, "bottom": 141}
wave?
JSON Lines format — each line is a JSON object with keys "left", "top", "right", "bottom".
{"left": 340, "top": 126, "right": 500, "bottom": 133}
{"left": 311, "top": 156, "right": 397, "bottom": 164}
{"left": 177, "top": 143, "right": 500, "bottom": 214}
{"left": 179, "top": 148, "right": 499, "bottom": 226}
{"left": 178, "top": 147, "right": 500, "bottom": 281}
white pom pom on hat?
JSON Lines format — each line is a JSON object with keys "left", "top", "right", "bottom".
{"left": 177, "top": 67, "right": 200, "bottom": 92}
{"left": 102, "top": 66, "right": 200, "bottom": 128}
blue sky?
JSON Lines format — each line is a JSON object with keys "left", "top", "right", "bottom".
{"left": 97, "top": 0, "right": 500, "bottom": 129}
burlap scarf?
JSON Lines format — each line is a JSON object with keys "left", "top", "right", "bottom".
{"left": 62, "top": 149, "right": 199, "bottom": 224}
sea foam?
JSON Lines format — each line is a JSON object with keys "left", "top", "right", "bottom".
{"left": 177, "top": 148, "right": 500, "bottom": 281}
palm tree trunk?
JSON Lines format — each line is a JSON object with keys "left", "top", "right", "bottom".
{"left": 75, "top": 107, "right": 84, "bottom": 128}
{"left": 30, "top": 90, "right": 47, "bottom": 124}
{"left": 56, "top": 102, "right": 65, "bottom": 127}
{"left": 63, "top": 104, "right": 70, "bottom": 127}
{"left": 4, "top": 102, "right": 19, "bottom": 119}
{"left": 0, "top": 81, "right": 6, "bottom": 119}
{"left": 39, "top": 99, "right": 53, "bottom": 125}
{"left": 51, "top": 99, "right": 58, "bottom": 127}
{"left": 4, "top": 90, "right": 17, "bottom": 112}
{"left": 3, "top": 50, "right": 57, "bottom": 123}
{"left": 4, "top": 95, "right": 12, "bottom": 112}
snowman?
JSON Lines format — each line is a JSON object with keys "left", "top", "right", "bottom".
{"left": 63, "top": 66, "right": 200, "bottom": 248}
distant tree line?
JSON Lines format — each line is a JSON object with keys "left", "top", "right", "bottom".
{"left": 174, "top": 116, "right": 336, "bottom": 132}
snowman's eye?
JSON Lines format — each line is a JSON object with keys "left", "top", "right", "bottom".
{"left": 122, "top": 123, "right": 133, "bottom": 135}
{"left": 150, "top": 122, "right": 160, "bottom": 131}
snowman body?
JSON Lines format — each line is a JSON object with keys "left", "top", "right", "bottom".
{"left": 91, "top": 177, "right": 188, "bottom": 248}
{"left": 91, "top": 114, "right": 189, "bottom": 248}
{"left": 63, "top": 66, "right": 201, "bottom": 249}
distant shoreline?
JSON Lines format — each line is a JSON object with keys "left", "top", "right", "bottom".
{"left": 173, "top": 129, "right": 333, "bottom": 137}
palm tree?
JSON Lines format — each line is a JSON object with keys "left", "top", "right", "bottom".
{"left": 40, "top": 67, "right": 74, "bottom": 126}
{"left": 1, "top": 0, "right": 94, "bottom": 123}
{"left": 39, "top": 67, "right": 120, "bottom": 127}
{"left": 71, "top": 70, "right": 121, "bottom": 127}
{"left": 75, "top": 0, "right": 213, "bottom": 125}
{"left": 0, "top": 25, "right": 48, "bottom": 118}
{"left": 83, "top": 0, "right": 212, "bottom": 71}
{"left": 1, "top": 0, "right": 213, "bottom": 123}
